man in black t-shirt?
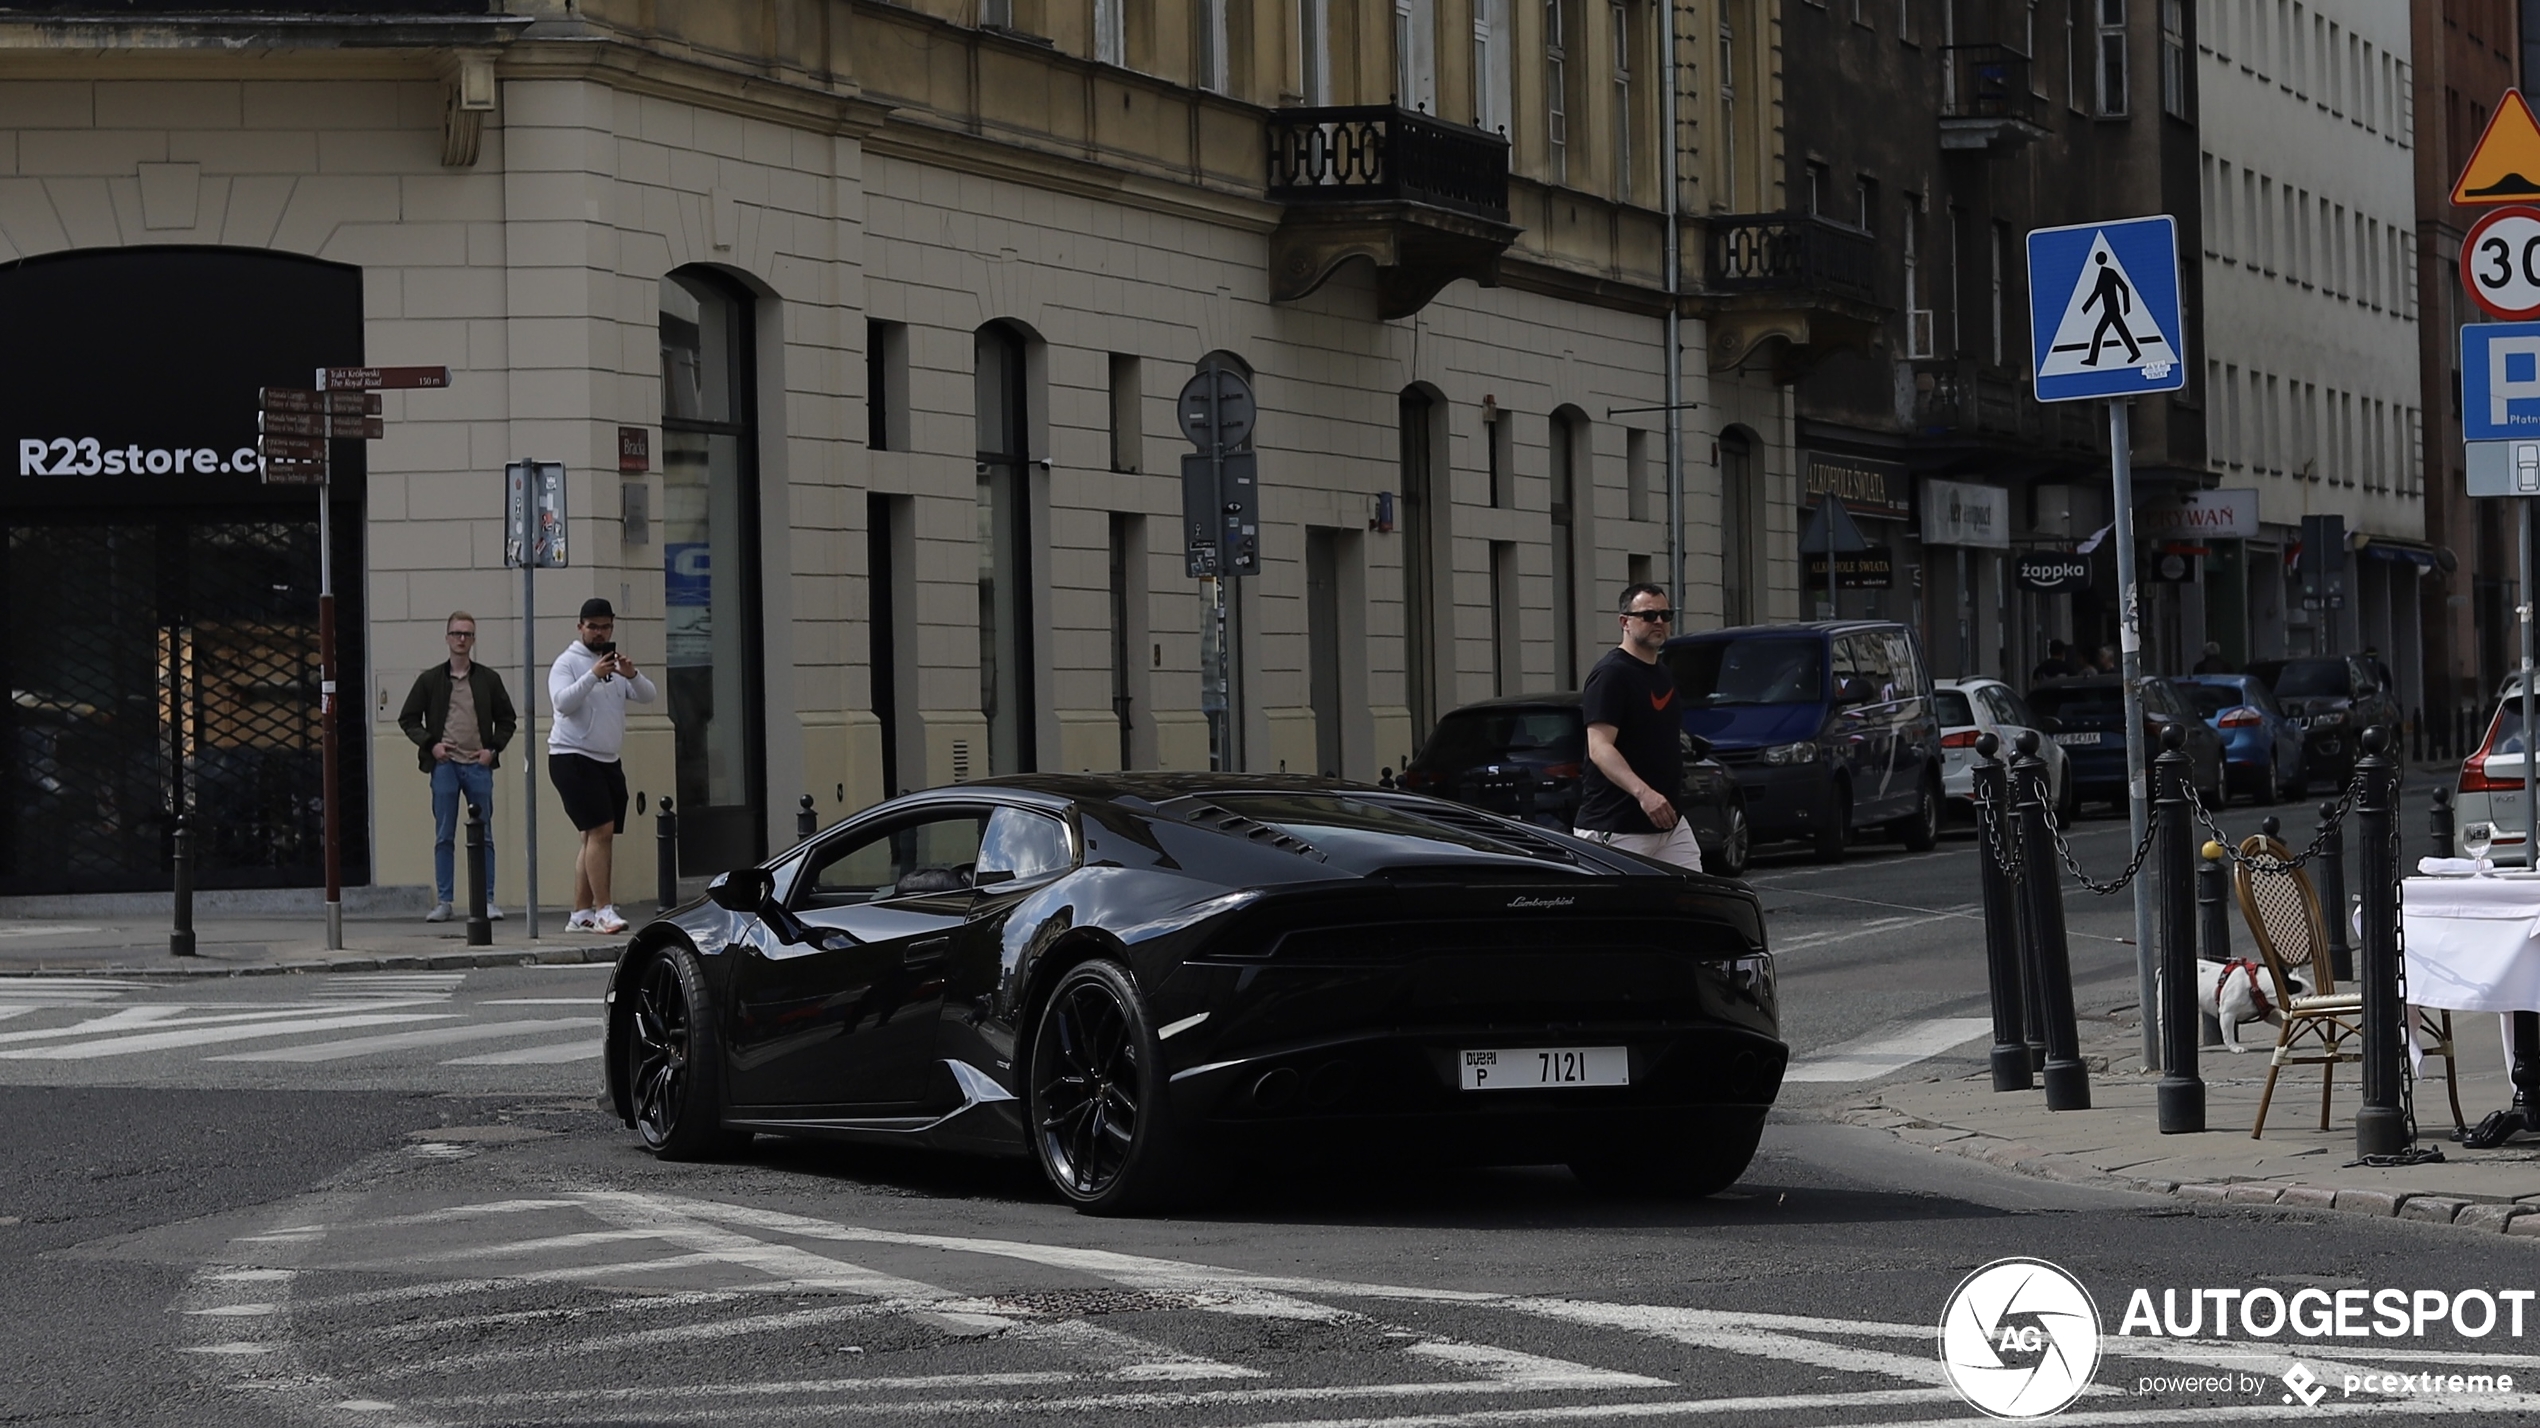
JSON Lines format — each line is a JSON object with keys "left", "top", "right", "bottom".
{"left": 1572, "top": 583, "right": 1701, "bottom": 873}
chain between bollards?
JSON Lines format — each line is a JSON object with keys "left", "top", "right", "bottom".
{"left": 2353, "top": 727, "right": 2409, "bottom": 1161}
{"left": 1971, "top": 734, "right": 2033, "bottom": 1093}
{"left": 2153, "top": 726, "right": 2204, "bottom": 1133}
{"left": 656, "top": 796, "right": 681, "bottom": 913}
{"left": 169, "top": 814, "right": 197, "bottom": 958}
{"left": 463, "top": 801, "right": 492, "bottom": 948}
{"left": 2011, "top": 730, "right": 2090, "bottom": 1111}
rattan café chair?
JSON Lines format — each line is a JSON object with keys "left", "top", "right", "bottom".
{"left": 2230, "top": 835, "right": 2466, "bottom": 1140}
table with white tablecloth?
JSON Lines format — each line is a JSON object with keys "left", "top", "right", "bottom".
{"left": 2399, "top": 875, "right": 2540, "bottom": 1143}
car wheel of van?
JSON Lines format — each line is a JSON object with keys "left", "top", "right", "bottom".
{"left": 627, "top": 948, "right": 753, "bottom": 1162}
{"left": 1712, "top": 800, "right": 1751, "bottom": 877}
{"left": 1812, "top": 788, "right": 1851, "bottom": 863}
{"left": 1894, "top": 776, "right": 1941, "bottom": 851}
{"left": 2054, "top": 765, "right": 2081, "bottom": 825}
{"left": 1027, "top": 960, "right": 1202, "bottom": 1216}
{"left": 1570, "top": 1118, "right": 1763, "bottom": 1198}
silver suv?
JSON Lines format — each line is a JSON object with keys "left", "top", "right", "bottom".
{"left": 2457, "top": 675, "right": 2533, "bottom": 866}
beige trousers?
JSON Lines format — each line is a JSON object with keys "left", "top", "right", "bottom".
{"left": 1570, "top": 822, "right": 1705, "bottom": 873}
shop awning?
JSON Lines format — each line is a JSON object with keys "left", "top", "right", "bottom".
{"left": 2364, "top": 543, "right": 2438, "bottom": 570}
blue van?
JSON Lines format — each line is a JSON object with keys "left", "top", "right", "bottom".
{"left": 1659, "top": 621, "right": 1943, "bottom": 861}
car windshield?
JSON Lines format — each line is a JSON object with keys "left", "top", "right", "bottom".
{"left": 1413, "top": 708, "right": 1583, "bottom": 769}
{"left": 2177, "top": 683, "right": 2242, "bottom": 718}
{"left": 1665, "top": 637, "right": 1825, "bottom": 706}
{"left": 2271, "top": 660, "right": 2349, "bottom": 697}
{"left": 1932, "top": 689, "right": 1975, "bottom": 727}
{"left": 2026, "top": 685, "right": 2125, "bottom": 722}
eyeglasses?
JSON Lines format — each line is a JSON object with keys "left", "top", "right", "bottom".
{"left": 1625, "top": 609, "right": 1675, "bottom": 624}
{"left": 447, "top": 630, "right": 476, "bottom": 639}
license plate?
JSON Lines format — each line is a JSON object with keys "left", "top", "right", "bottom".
{"left": 2052, "top": 731, "right": 2102, "bottom": 746}
{"left": 1460, "top": 1046, "right": 1629, "bottom": 1090}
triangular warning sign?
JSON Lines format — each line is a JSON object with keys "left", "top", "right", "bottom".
{"left": 2453, "top": 89, "right": 2540, "bottom": 205}
{"left": 2036, "top": 232, "right": 2178, "bottom": 382}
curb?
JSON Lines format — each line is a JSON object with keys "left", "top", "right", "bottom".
{"left": 0, "top": 944, "right": 626, "bottom": 977}
{"left": 1834, "top": 1102, "right": 2540, "bottom": 1237}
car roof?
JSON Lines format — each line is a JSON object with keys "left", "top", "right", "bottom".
{"left": 1437, "top": 692, "right": 1584, "bottom": 713}
{"left": 2032, "top": 675, "right": 2123, "bottom": 689}
{"left": 1667, "top": 620, "right": 1903, "bottom": 643}
{"left": 1934, "top": 677, "right": 2004, "bottom": 690}
{"left": 873, "top": 771, "right": 1376, "bottom": 812}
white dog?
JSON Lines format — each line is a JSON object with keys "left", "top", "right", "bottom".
{"left": 2198, "top": 958, "right": 2311, "bottom": 1052}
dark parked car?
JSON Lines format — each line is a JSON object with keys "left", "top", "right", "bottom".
{"left": 2246, "top": 655, "right": 2401, "bottom": 792}
{"left": 1398, "top": 692, "right": 1752, "bottom": 875}
{"left": 604, "top": 774, "right": 1786, "bottom": 1213}
{"left": 2026, "top": 676, "right": 2226, "bottom": 809}
{"left": 1660, "top": 621, "right": 1944, "bottom": 862}
{"left": 2172, "top": 674, "right": 2305, "bottom": 804}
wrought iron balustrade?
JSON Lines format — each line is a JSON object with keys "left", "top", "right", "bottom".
{"left": 1267, "top": 106, "right": 1511, "bottom": 223}
{"left": 1704, "top": 213, "right": 1877, "bottom": 304}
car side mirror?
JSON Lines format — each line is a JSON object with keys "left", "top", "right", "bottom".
{"left": 709, "top": 866, "right": 857, "bottom": 950}
{"left": 972, "top": 868, "right": 1017, "bottom": 887}
{"left": 707, "top": 867, "right": 772, "bottom": 913}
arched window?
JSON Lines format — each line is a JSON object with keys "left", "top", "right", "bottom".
{"left": 660, "top": 269, "right": 767, "bottom": 871}
{"left": 1719, "top": 426, "right": 1759, "bottom": 627}
{"left": 976, "top": 323, "right": 1037, "bottom": 775}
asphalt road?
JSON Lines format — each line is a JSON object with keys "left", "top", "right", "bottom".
{"left": 8, "top": 786, "right": 2533, "bottom": 1428}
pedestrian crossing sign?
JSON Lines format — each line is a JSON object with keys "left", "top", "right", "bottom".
{"left": 2026, "top": 215, "right": 2186, "bottom": 404}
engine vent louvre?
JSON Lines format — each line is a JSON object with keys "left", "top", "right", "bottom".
{"left": 1180, "top": 802, "right": 1330, "bottom": 861}
{"left": 1388, "top": 801, "right": 1579, "bottom": 862}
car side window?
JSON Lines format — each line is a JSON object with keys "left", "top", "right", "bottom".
{"left": 1983, "top": 687, "right": 2025, "bottom": 727}
{"left": 1881, "top": 632, "right": 1921, "bottom": 699}
{"left": 977, "top": 807, "right": 1073, "bottom": 884}
{"left": 798, "top": 811, "right": 987, "bottom": 909}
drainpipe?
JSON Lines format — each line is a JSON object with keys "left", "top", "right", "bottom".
{"left": 1660, "top": 0, "right": 1684, "bottom": 606}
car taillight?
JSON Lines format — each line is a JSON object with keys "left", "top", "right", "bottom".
{"left": 2462, "top": 754, "right": 2526, "bottom": 794}
{"left": 1540, "top": 762, "right": 1581, "bottom": 780}
{"left": 2218, "top": 707, "right": 2263, "bottom": 728}
{"left": 1940, "top": 730, "right": 1980, "bottom": 748}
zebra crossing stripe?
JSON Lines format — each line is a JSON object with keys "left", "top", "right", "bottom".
{"left": 1781, "top": 1018, "right": 1994, "bottom": 1083}
{"left": 0, "top": 1012, "right": 459, "bottom": 1060}
{"left": 206, "top": 1017, "right": 592, "bottom": 1063}
{"left": 442, "top": 1039, "right": 602, "bottom": 1065}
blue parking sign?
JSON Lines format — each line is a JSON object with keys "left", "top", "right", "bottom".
{"left": 2027, "top": 216, "right": 2187, "bottom": 403}
{"left": 2461, "top": 321, "right": 2540, "bottom": 441}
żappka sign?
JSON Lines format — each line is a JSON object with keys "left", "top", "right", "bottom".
{"left": 2140, "top": 488, "right": 2259, "bottom": 541}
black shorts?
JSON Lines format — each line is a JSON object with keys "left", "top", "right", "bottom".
{"left": 548, "top": 752, "right": 628, "bottom": 833}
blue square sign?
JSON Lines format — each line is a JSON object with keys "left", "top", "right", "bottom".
{"left": 2461, "top": 321, "right": 2540, "bottom": 441}
{"left": 2026, "top": 215, "right": 2187, "bottom": 403}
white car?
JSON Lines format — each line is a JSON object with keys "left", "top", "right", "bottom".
{"left": 2457, "top": 675, "right": 2532, "bottom": 867}
{"left": 1936, "top": 677, "right": 2075, "bottom": 823}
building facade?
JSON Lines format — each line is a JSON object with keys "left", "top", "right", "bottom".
{"left": 2199, "top": 0, "right": 2430, "bottom": 710}
{"left": 0, "top": 0, "right": 1808, "bottom": 900}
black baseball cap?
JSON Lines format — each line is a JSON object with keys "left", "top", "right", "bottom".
{"left": 578, "top": 597, "right": 614, "bottom": 622}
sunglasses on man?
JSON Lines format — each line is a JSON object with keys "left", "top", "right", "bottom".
{"left": 1624, "top": 609, "right": 1675, "bottom": 624}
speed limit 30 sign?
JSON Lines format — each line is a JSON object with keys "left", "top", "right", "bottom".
{"left": 2463, "top": 206, "right": 2540, "bottom": 319}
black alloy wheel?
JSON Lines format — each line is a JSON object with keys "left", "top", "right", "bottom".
{"left": 1027, "top": 960, "right": 1194, "bottom": 1214}
{"left": 627, "top": 949, "right": 750, "bottom": 1161}
{"left": 1895, "top": 776, "right": 1941, "bottom": 851}
{"left": 1570, "top": 1117, "right": 1764, "bottom": 1198}
{"left": 1712, "top": 799, "right": 1752, "bottom": 877}
{"left": 2054, "top": 763, "right": 2081, "bottom": 825}
{"left": 1812, "top": 786, "right": 1851, "bottom": 863}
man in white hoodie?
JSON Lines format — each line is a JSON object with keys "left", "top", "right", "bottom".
{"left": 548, "top": 598, "right": 658, "bottom": 934}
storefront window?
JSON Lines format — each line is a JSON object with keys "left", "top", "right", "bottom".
{"left": 660, "top": 270, "right": 766, "bottom": 870}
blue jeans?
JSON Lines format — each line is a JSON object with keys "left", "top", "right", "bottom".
{"left": 431, "top": 759, "right": 496, "bottom": 904}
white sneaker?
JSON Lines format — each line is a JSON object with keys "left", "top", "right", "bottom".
{"left": 484, "top": 905, "right": 506, "bottom": 921}
{"left": 592, "top": 906, "right": 630, "bottom": 935}
{"left": 424, "top": 902, "right": 453, "bottom": 923}
{"left": 566, "top": 909, "right": 597, "bottom": 932}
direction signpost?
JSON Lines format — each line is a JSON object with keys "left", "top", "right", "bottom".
{"left": 506, "top": 459, "right": 568, "bottom": 940}
{"left": 254, "top": 366, "right": 448, "bottom": 949}
{"left": 2026, "top": 214, "right": 2188, "bottom": 1069}
{"left": 1179, "top": 362, "right": 1258, "bottom": 771}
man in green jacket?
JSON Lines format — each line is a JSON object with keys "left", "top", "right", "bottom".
{"left": 397, "top": 612, "right": 519, "bottom": 922}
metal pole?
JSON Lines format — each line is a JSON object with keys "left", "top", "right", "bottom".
{"left": 1659, "top": 0, "right": 1682, "bottom": 611}
{"left": 1972, "top": 734, "right": 2032, "bottom": 1092}
{"left": 2012, "top": 730, "right": 2090, "bottom": 1110}
{"left": 2524, "top": 498, "right": 2537, "bottom": 867}
{"left": 1212, "top": 365, "right": 1245, "bottom": 773}
{"left": 2353, "top": 726, "right": 2407, "bottom": 1159}
{"left": 2110, "top": 398, "right": 2157, "bottom": 1065}
{"left": 169, "top": 815, "right": 196, "bottom": 958}
{"left": 2153, "top": 726, "right": 2203, "bottom": 1133}
{"left": 464, "top": 800, "right": 492, "bottom": 948}
{"left": 318, "top": 474, "right": 343, "bottom": 951}
{"left": 523, "top": 557, "right": 539, "bottom": 940}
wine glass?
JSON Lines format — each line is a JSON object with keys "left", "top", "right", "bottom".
{"left": 2464, "top": 822, "right": 2495, "bottom": 871}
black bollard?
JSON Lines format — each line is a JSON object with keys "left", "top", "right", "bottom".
{"left": 1379, "top": 767, "right": 1395, "bottom": 789}
{"left": 2011, "top": 731, "right": 2090, "bottom": 1110}
{"left": 169, "top": 814, "right": 197, "bottom": 958}
{"left": 2431, "top": 786, "right": 2456, "bottom": 859}
{"left": 2197, "top": 840, "right": 2229, "bottom": 1048}
{"left": 1972, "top": 734, "right": 2033, "bottom": 1092}
{"left": 2353, "top": 727, "right": 2408, "bottom": 1159}
{"left": 2153, "top": 726, "right": 2205, "bottom": 1133}
{"left": 656, "top": 796, "right": 681, "bottom": 912}
{"left": 464, "top": 802, "right": 492, "bottom": 948}
{"left": 797, "top": 793, "right": 817, "bottom": 842}
{"left": 2316, "top": 799, "right": 2353, "bottom": 984}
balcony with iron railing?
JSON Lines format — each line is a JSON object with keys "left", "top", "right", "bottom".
{"left": 1911, "top": 357, "right": 2099, "bottom": 451}
{"left": 1693, "top": 213, "right": 1886, "bottom": 382}
{"left": 1266, "top": 106, "right": 1518, "bottom": 320}
{"left": 1940, "top": 45, "right": 2052, "bottom": 152}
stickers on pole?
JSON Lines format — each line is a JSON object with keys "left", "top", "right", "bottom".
{"left": 2451, "top": 89, "right": 2540, "bottom": 207}
{"left": 2025, "top": 216, "right": 2186, "bottom": 403}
